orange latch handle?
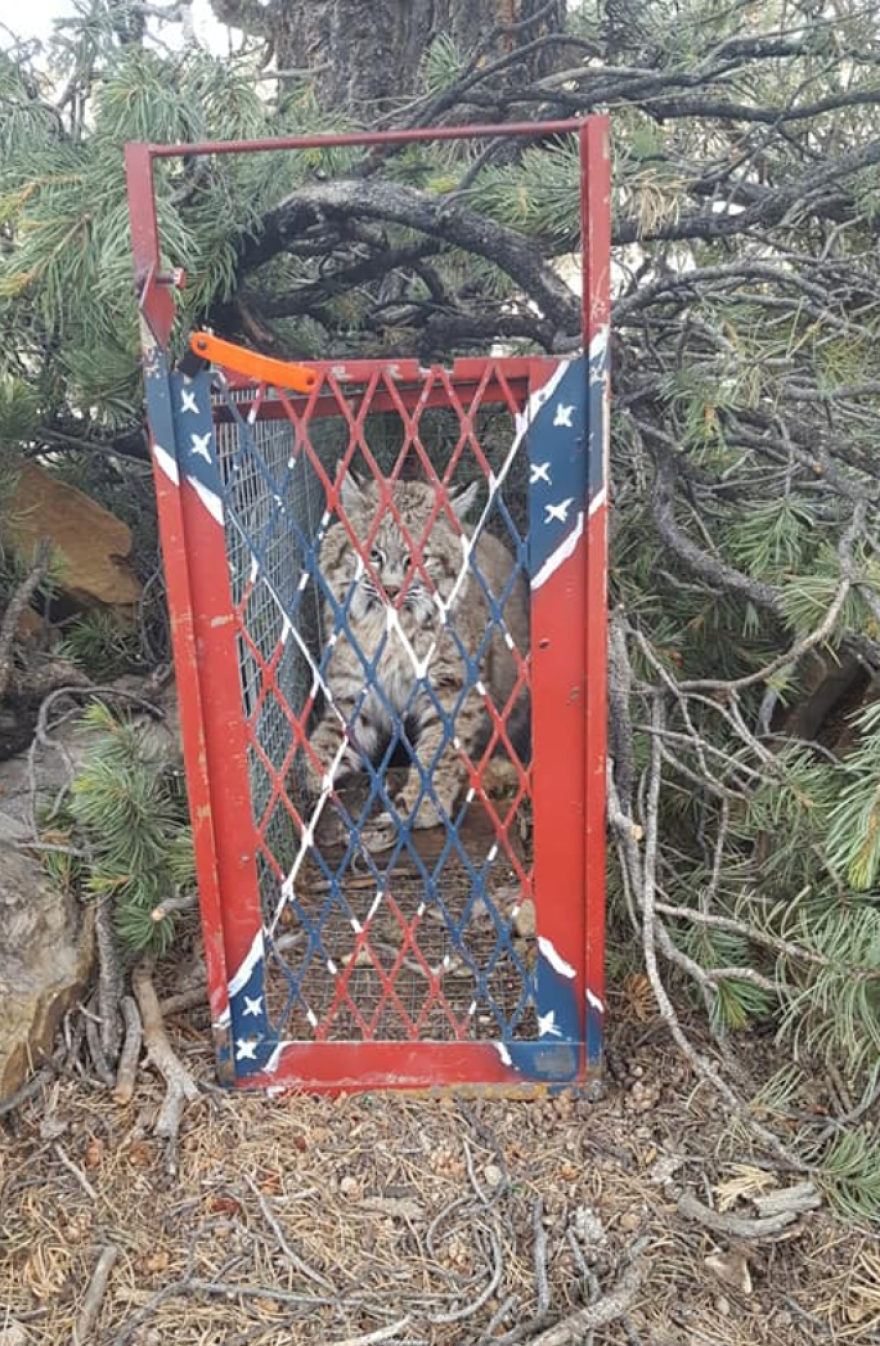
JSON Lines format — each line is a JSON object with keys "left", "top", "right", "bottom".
{"left": 189, "top": 331, "right": 318, "bottom": 393}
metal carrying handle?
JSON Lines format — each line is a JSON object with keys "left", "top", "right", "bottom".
{"left": 189, "top": 331, "right": 318, "bottom": 393}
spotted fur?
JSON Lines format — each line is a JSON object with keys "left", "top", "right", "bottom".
{"left": 304, "top": 472, "right": 529, "bottom": 845}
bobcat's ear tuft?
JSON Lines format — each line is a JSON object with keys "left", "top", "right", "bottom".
{"left": 339, "top": 469, "right": 363, "bottom": 515}
{"left": 450, "top": 479, "right": 479, "bottom": 522}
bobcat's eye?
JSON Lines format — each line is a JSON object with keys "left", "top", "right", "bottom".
{"left": 369, "top": 547, "right": 384, "bottom": 567}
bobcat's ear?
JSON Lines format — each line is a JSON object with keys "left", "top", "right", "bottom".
{"left": 449, "top": 479, "right": 479, "bottom": 522}
{"left": 339, "top": 469, "right": 363, "bottom": 515}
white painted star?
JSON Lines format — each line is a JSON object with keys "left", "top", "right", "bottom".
{"left": 180, "top": 388, "right": 199, "bottom": 415}
{"left": 553, "top": 402, "right": 575, "bottom": 428}
{"left": 530, "top": 461, "right": 551, "bottom": 485}
{"left": 190, "top": 431, "right": 212, "bottom": 461}
{"left": 243, "top": 995, "right": 263, "bottom": 1018}
{"left": 545, "top": 497, "right": 574, "bottom": 525}
{"left": 235, "top": 1038, "right": 258, "bottom": 1060}
{"left": 537, "top": 1010, "right": 562, "bottom": 1038}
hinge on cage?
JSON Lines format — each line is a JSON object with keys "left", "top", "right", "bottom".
{"left": 189, "top": 331, "right": 318, "bottom": 393}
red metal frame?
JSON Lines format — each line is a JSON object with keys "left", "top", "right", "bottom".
{"left": 126, "top": 118, "right": 610, "bottom": 1091}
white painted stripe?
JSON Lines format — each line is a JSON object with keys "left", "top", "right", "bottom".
{"left": 214, "top": 1007, "right": 230, "bottom": 1030}
{"left": 187, "top": 474, "right": 224, "bottom": 525}
{"left": 532, "top": 511, "right": 583, "bottom": 590}
{"left": 264, "top": 1042, "right": 288, "bottom": 1074}
{"left": 228, "top": 930, "right": 265, "bottom": 996}
{"left": 589, "top": 324, "right": 609, "bottom": 365}
{"left": 153, "top": 443, "right": 179, "bottom": 485}
{"left": 494, "top": 1042, "right": 513, "bottom": 1067}
{"left": 537, "top": 936, "right": 577, "bottom": 979}
{"left": 368, "top": 890, "right": 383, "bottom": 921}
{"left": 586, "top": 987, "right": 605, "bottom": 1014}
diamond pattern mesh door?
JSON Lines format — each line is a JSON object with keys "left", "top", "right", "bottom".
{"left": 147, "top": 349, "right": 605, "bottom": 1091}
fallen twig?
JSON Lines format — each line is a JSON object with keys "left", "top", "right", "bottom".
{"left": 113, "top": 995, "right": 143, "bottom": 1105}
{"left": 678, "top": 1185, "right": 820, "bottom": 1238}
{"left": 73, "top": 1244, "right": 119, "bottom": 1344}
{"left": 132, "top": 955, "right": 200, "bottom": 1170}
{"left": 533, "top": 1197, "right": 551, "bottom": 1316}
{"left": 53, "top": 1141, "right": 99, "bottom": 1202}
{"left": 245, "top": 1174, "right": 337, "bottom": 1293}
{"left": 327, "top": 1318, "right": 413, "bottom": 1346}
{"left": 526, "top": 1246, "right": 647, "bottom": 1345}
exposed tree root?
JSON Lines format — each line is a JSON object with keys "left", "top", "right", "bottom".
{"left": 132, "top": 956, "right": 200, "bottom": 1171}
{"left": 113, "top": 995, "right": 143, "bottom": 1105}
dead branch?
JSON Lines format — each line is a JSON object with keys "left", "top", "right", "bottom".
{"left": 132, "top": 955, "right": 200, "bottom": 1168}
{"left": 327, "top": 1322, "right": 412, "bottom": 1346}
{"left": 526, "top": 1247, "right": 646, "bottom": 1345}
{"left": 95, "top": 896, "right": 123, "bottom": 1064}
{"left": 0, "top": 537, "right": 52, "bottom": 701}
{"left": 150, "top": 892, "right": 199, "bottom": 921}
{"left": 678, "top": 1185, "right": 820, "bottom": 1239}
{"left": 112, "top": 995, "right": 143, "bottom": 1105}
{"left": 240, "top": 178, "right": 580, "bottom": 337}
{"left": 53, "top": 1141, "right": 99, "bottom": 1201}
{"left": 73, "top": 1244, "right": 120, "bottom": 1345}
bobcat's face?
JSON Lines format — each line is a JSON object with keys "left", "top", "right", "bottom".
{"left": 335, "top": 475, "right": 478, "bottom": 626}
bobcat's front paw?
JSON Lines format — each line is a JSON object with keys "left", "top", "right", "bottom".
{"left": 360, "top": 810, "right": 399, "bottom": 853}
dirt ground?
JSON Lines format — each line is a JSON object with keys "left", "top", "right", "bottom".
{"left": 2, "top": 974, "right": 878, "bottom": 1346}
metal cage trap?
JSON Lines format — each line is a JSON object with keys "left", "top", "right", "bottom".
{"left": 126, "top": 117, "right": 610, "bottom": 1093}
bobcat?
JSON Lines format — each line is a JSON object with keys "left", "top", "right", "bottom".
{"left": 303, "top": 471, "right": 530, "bottom": 851}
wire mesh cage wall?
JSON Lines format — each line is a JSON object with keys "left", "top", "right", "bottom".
{"left": 127, "top": 117, "right": 610, "bottom": 1092}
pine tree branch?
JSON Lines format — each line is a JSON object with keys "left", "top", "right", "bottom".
{"left": 241, "top": 179, "right": 581, "bottom": 337}
{"left": 648, "top": 445, "right": 786, "bottom": 618}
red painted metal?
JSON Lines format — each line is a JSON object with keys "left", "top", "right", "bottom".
{"left": 147, "top": 119, "right": 585, "bottom": 159}
{"left": 127, "top": 116, "right": 610, "bottom": 1092}
{"left": 580, "top": 119, "right": 611, "bottom": 1060}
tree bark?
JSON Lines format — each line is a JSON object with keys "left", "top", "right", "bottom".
{"left": 214, "top": 0, "right": 566, "bottom": 117}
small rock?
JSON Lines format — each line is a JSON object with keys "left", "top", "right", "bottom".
{"left": 339, "top": 1174, "right": 359, "bottom": 1196}
{"left": 715, "top": 1295, "right": 731, "bottom": 1317}
{"left": 483, "top": 1163, "right": 503, "bottom": 1189}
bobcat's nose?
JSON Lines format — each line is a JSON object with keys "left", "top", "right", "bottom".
{"left": 384, "top": 582, "right": 401, "bottom": 598}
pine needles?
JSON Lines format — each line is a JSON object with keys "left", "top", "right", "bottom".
{"left": 49, "top": 701, "right": 195, "bottom": 955}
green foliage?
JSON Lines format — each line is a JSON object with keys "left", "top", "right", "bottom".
{"left": 55, "top": 611, "right": 143, "bottom": 680}
{"left": 49, "top": 701, "right": 194, "bottom": 955}
{"left": 475, "top": 139, "right": 583, "bottom": 245}
{"left": 814, "top": 1126, "right": 880, "bottom": 1225}
{"left": 420, "top": 34, "right": 465, "bottom": 95}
